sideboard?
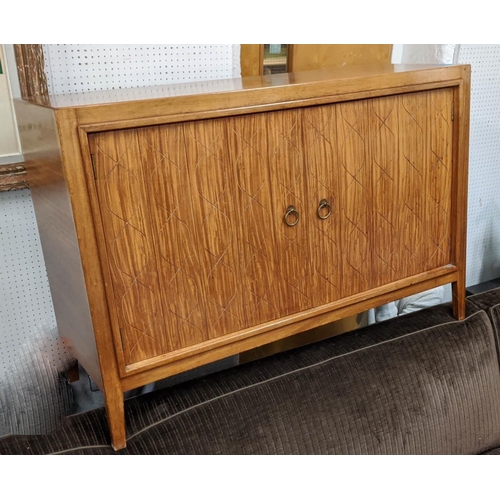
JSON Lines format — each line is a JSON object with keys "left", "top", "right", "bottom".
{"left": 14, "top": 63, "right": 471, "bottom": 450}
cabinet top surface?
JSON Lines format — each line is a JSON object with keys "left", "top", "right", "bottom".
{"left": 33, "top": 64, "right": 469, "bottom": 112}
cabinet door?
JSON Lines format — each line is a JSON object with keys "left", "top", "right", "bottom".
{"left": 90, "top": 120, "right": 246, "bottom": 367}
{"left": 266, "top": 108, "right": 312, "bottom": 317}
{"left": 226, "top": 113, "right": 281, "bottom": 327}
{"left": 181, "top": 119, "right": 246, "bottom": 339}
{"left": 228, "top": 109, "right": 311, "bottom": 325}
{"left": 302, "top": 104, "right": 343, "bottom": 303}
{"left": 302, "top": 89, "right": 454, "bottom": 303}
{"left": 90, "top": 130, "right": 172, "bottom": 366}
{"left": 135, "top": 124, "right": 210, "bottom": 353}
{"left": 335, "top": 99, "right": 373, "bottom": 297}
{"left": 369, "top": 89, "right": 454, "bottom": 286}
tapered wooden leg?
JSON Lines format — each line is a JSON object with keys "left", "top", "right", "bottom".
{"left": 452, "top": 275, "right": 466, "bottom": 320}
{"left": 104, "top": 388, "right": 126, "bottom": 451}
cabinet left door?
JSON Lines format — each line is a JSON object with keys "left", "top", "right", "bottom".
{"left": 90, "top": 129, "right": 171, "bottom": 368}
{"left": 89, "top": 126, "right": 210, "bottom": 368}
{"left": 89, "top": 119, "right": 250, "bottom": 370}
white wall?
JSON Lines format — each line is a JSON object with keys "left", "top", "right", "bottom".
{"left": 457, "top": 45, "right": 500, "bottom": 286}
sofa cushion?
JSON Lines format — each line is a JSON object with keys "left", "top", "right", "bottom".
{"left": 1, "top": 301, "right": 500, "bottom": 455}
{"left": 467, "top": 287, "right": 500, "bottom": 353}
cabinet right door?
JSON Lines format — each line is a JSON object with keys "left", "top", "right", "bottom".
{"left": 385, "top": 88, "right": 454, "bottom": 284}
{"left": 302, "top": 88, "right": 454, "bottom": 302}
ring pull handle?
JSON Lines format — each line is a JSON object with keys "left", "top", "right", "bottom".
{"left": 317, "top": 199, "right": 332, "bottom": 220}
{"left": 284, "top": 205, "right": 300, "bottom": 227}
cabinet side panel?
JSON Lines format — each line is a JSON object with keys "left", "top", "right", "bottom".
{"left": 184, "top": 119, "right": 246, "bottom": 339}
{"left": 336, "top": 100, "right": 372, "bottom": 296}
{"left": 267, "top": 108, "right": 311, "bottom": 316}
{"left": 302, "top": 104, "right": 342, "bottom": 302}
{"left": 13, "top": 100, "right": 102, "bottom": 387}
{"left": 136, "top": 125, "right": 209, "bottom": 351}
{"left": 90, "top": 131, "right": 169, "bottom": 365}
{"left": 426, "top": 88, "right": 454, "bottom": 269}
{"left": 227, "top": 114, "right": 282, "bottom": 327}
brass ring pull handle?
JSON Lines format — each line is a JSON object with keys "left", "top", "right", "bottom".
{"left": 284, "top": 205, "right": 300, "bottom": 227}
{"left": 317, "top": 199, "right": 332, "bottom": 220}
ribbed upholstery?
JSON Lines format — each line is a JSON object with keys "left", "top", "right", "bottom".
{"left": 466, "top": 287, "right": 500, "bottom": 354}
{"left": 1, "top": 300, "right": 500, "bottom": 455}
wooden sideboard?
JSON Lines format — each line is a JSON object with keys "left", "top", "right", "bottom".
{"left": 14, "top": 64, "right": 471, "bottom": 450}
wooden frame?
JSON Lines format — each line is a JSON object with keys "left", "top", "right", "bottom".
{"left": 240, "top": 44, "right": 392, "bottom": 77}
{"left": 13, "top": 44, "right": 49, "bottom": 106}
{"left": 0, "top": 163, "right": 27, "bottom": 192}
{"left": 14, "top": 63, "right": 471, "bottom": 450}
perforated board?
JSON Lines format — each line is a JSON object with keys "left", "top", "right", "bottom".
{"left": 457, "top": 45, "right": 500, "bottom": 286}
{"left": 43, "top": 44, "right": 241, "bottom": 95}
{"left": 0, "top": 190, "right": 65, "bottom": 380}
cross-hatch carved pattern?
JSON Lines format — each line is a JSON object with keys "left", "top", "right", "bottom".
{"left": 231, "top": 118, "right": 278, "bottom": 326}
{"left": 371, "top": 98, "right": 398, "bottom": 283}
{"left": 91, "top": 87, "right": 456, "bottom": 371}
{"left": 399, "top": 95, "right": 426, "bottom": 274}
{"left": 302, "top": 107, "right": 340, "bottom": 300}
{"left": 140, "top": 130, "right": 205, "bottom": 350}
{"left": 189, "top": 123, "right": 241, "bottom": 336}
{"left": 94, "top": 135, "right": 165, "bottom": 365}
{"left": 269, "top": 111, "right": 309, "bottom": 313}
{"left": 337, "top": 102, "right": 370, "bottom": 293}
{"left": 427, "top": 91, "right": 452, "bottom": 267}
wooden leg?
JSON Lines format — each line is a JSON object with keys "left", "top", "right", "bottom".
{"left": 104, "top": 387, "right": 127, "bottom": 451}
{"left": 452, "top": 275, "right": 466, "bottom": 320}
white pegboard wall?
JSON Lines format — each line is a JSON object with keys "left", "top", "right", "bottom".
{"left": 43, "top": 44, "right": 241, "bottom": 95}
{"left": 457, "top": 45, "right": 500, "bottom": 286}
{"left": 0, "top": 190, "right": 66, "bottom": 380}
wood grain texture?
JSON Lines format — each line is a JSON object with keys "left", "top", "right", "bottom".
{"left": 267, "top": 108, "right": 311, "bottom": 316}
{"left": 13, "top": 44, "right": 50, "bottom": 106}
{"left": 451, "top": 66, "right": 471, "bottom": 320}
{"left": 90, "top": 131, "right": 169, "bottom": 365}
{"left": 240, "top": 44, "right": 263, "bottom": 77}
{"left": 0, "top": 163, "right": 28, "bottom": 192}
{"left": 122, "top": 266, "right": 459, "bottom": 391}
{"left": 227, "top": 113, "right": 281, "bottom": 328}
{"left": 43, "top": 65, "right": 466, "bottom": 117}
{"left": 427, "top": 88, "right": 453, "bottom": 270}
{"left": 137, "top": 124, "right": 209, "bottom": 352}
{"left": 336, "top": 99, "right": 372, "bottom": 296}
{"left": 368, "top": 95, "right": 400, "bottom": 287}
{"left": 87, "top": 86, "right": 459, "bottom": 371}
{"left": 58, "top": 110, "right": 126, "bottom": 450}
{"left": 289, "top": 45, "right": 393, "bottom": 73}
{"left": 302, "top": 104, "right": 342, "bottom": 303}
{"left": 398, "top": 91, "right": 429, "bottom": 278}
{"left": 184, "top": 119, "right": 246, "bottom": 340}
{"left": 13, "top": 64, "right": 470, "bottom": 450}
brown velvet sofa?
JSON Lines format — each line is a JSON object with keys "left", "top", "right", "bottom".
{"left": 2, "top": 288, "right": 500, "bottom": 455}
